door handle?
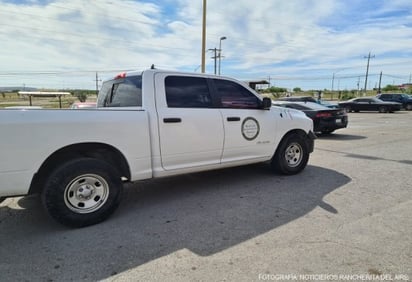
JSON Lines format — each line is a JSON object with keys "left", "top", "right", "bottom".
{"left": 163, "top": 118, "right": 182, "bottom": 123}
{"left": 227, "top": 117, "right": 241, "bottom": 122}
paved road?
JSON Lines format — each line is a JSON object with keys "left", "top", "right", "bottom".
{"left": 1, "top": 112, "right": 411, "bottom": 282}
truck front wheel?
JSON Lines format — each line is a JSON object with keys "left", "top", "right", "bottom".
{"left": 41, "top": 158, "right": 123, "bottom": 227}
{"left": 271, "top": 133, "right": 310, "bottom": 175}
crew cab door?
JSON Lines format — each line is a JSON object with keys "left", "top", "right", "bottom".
{"left": 155, "top": 74, "right": 224, "bottom": 170}
{"left": 211, "top": 78, "right": 277, "bottom": 163}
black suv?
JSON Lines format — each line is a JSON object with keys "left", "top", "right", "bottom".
{"left": 376, "top": 93, "right": 412, "bottom": 110}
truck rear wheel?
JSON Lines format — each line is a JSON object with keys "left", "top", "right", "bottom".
{"left": 41, "top": 158, "right": 123, "bottom": 227}
{"left": 271, "top": 133, "right": 310, "bottom": 175}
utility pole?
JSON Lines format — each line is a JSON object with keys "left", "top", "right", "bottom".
{"left": 363, "top": 52, "right": 375, "bottom": 95}
{"left": 267, "top": 76, "right": 272, "bottom": 87}
{"left": 377, "top": 71, "right": 382, "bottom": 94}
{"left": 209, "top": 48, "right": 218, "bottom": 74}
{"left": 95, "top": 72, "right": 101, "bottom": 94}
{"left": 201, "top": 0, "right": 207, "bottom": 73}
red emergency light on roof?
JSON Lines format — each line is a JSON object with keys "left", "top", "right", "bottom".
{"left": 115, "top": 72, "right": 127, "bottom": 79}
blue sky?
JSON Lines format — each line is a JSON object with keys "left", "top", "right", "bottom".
{"left": 0, "top": 0, "right": 411, "bottom": 91}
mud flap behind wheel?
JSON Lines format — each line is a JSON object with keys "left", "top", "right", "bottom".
{"left": 306, "top": 131, "right": 317, "bottom": 153}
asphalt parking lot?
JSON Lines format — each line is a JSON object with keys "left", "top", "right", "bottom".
{"left": 0, "top": 112, "right": 411, "bottom": 282}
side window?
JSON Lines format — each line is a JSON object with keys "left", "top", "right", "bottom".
{"left": 213, "top": 79, "right": 260, "bottom": 109}
{"left": 165, "top": 76, "right": 212, "bottom": 108}
{"left": 98, "top": 76, "right": 142, "bottom": 107}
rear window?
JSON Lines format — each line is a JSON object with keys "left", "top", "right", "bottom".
{"left": 97, "top": 75, "right": 142, "bottom": 107}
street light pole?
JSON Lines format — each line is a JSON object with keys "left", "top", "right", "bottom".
{"left": 218, "top": 36, "right": 226, "bottom": 75}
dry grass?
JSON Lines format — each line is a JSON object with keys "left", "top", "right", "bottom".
{"left": 0, "top": 93, "right": 97, "bottom": 109}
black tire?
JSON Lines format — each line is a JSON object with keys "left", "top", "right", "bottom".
{"left": 271, "top": 133, "right": 310, "bottom": 175}
{"left": 406, "top": 104, "right": 412, "bottom": 111}
{"left": 41, "top": 158, "right": 123, "bottom": 228}
{"left": 345, "top": 106, "right": 351, "bottom": 113}
{"left": 378, "top": 106, "right": 387, "bottom": 113}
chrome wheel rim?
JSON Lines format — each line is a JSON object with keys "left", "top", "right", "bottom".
{"left": 285, "top": 142, "right": 303, "bottom": 168}
{"left": 64, "top": 174, "right": 109, "bottom": 214}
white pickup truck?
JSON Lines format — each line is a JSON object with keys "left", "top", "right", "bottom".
{"left": 0, "top": 69, "right": 315, "bottom": 227}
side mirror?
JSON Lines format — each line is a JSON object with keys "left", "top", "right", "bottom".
{"left": 261, "top": 97, "right": 272, "bottom": 110}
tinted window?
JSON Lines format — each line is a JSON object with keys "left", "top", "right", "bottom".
{"left": 379, "top": 94, "right": 391, "bottom": 99}
{"left": 98, "top": 76, "right": 142, "bottom": 107}
{"left": 287, "top": 104, "right": 310, "bottom": 110}
{"left": 165, "top": 76, "right": 212, "bottom": 108}
{"left": 296, "top": 102, "right": 328, "bottom": 110}
{"left": 213, "top": 79, "right": 260, "bottom": 109}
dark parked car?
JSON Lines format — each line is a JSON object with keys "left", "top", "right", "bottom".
{"left": 278, "top": 96, "right": 339, "bottom": 108}
{"left": 272, "top": 101, "right": 348, "bottom": 134}
{"left": 338, "top": 97, "right": 402, "bottom": 113}
{"left": 376, "top": 93, "right": 412, "bottom": 110}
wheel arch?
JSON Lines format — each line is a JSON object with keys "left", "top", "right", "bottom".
{"left": 275, "top": 129, "right": 314, "bottom": 156}
{"left": 29, "top": 143, "right": 131, "bottom": 195}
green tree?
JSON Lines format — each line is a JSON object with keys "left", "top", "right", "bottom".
{"left": 266, "top": 86, "right": 287, "bottom": 93}
{"left": 382, "top": 85, "right": 399, "bottom": 92}
{"left": 265, "top": 86, "right": 287, "bottom": 98}
{"left": 293, "top": 87, "right": 302, "bottom": 92}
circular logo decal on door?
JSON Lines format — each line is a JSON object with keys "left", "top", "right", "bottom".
{"left": 242, "top": 117, "right": 260, "bottom": 141}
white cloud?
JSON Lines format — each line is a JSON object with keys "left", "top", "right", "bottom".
{"left": 0, "top": 0, "right": 411, "bottom": 90}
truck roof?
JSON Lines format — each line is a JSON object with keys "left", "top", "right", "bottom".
{"left": 112, "top": 69, "right": 234, "bottom": 80}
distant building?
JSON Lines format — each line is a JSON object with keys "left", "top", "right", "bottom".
{"left": 399, "top": 83, "right": 412, "bottom": 90}
{"left": 244, "top": 80, "right": 270, "bottom": 90}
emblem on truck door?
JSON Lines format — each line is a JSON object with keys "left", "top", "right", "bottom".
{"left": 241, "top": 117, "right": 260, "bottom": 141}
